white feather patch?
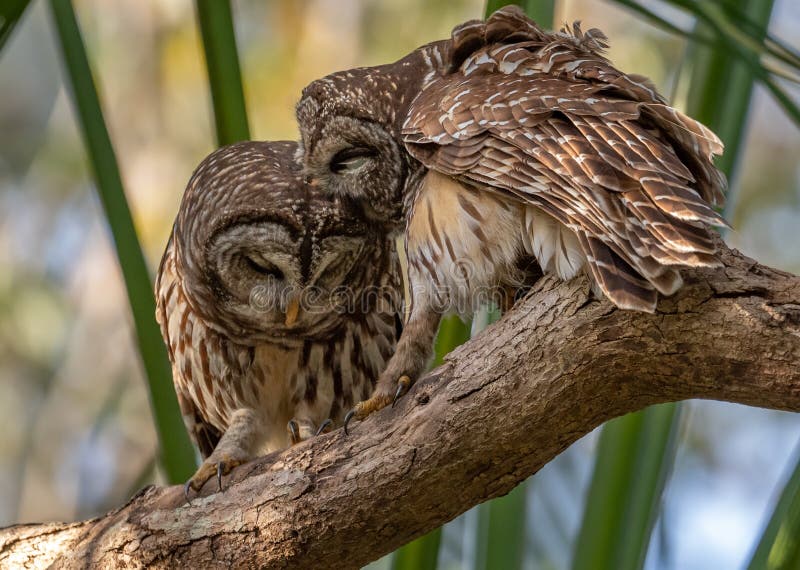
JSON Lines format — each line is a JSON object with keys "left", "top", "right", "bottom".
{"left": 522, "top": 206, "right": 585, "bottom": 280}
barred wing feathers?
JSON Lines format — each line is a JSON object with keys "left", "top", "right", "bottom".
{"left": 403, "top": 6, "right": 727, "bottom": 311}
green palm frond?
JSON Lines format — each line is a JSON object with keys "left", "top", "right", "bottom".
{"left": 194, "top": 0, "right": 250, "bottom": 146}
{"left": 0, "top": 0, "right": 31, "bottom": 51}
{"left": 573, "top": 405, "right": 682, "bottom": 569}
{"left": 748, "top": 447, "right": 800, "bottom": 570}
{"left": 47, "top": 0, "right": 196, "bottom": 483}
{"left": 609, "top": 0, "right": 800, "bottom": 128}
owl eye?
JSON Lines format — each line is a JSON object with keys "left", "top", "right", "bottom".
{"left": 245, "top": 256, "right": 284, "bottom": 280}
{"left": 329, "top": 147, "right": 376, "bottom": 174}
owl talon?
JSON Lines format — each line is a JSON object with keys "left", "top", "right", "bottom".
{"left": 343, "top": 410, "right": 356, "bottom": 436}
{"left": 392, "top": 375, "right": 412, "bottom": 408}
{"left": 183, "top": 453, "right": 245, "bottom": 499}
{"left": 315, "top": 418, "right": 333, "bottom": 436}
{"left": 216, "top": 462, "right": 224, "bottom": 492}
{"left": 343, "top": 377, "right": 411, "bottom": 434}
{"left": 288, "top": 419, "right": 300, "bottom": 444}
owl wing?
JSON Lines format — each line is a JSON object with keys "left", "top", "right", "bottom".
{"left": 155, "top": 235, "right": 221, "bottom": 459}
{"left": 175, "top": 388, "right": 221, "bottom": 459}
{"left": 402, "top": 8, "right": 727, "bottom": 311}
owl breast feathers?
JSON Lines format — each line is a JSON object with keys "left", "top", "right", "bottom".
{"left": 295, "top": 6, "right": 728, "bottom": 424}
{"left": 156, "top": 140, "right": 402, "bottom": 492}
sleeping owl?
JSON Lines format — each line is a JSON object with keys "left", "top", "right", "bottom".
{"left": 156, "top": 140, "right": 403, "bottom": 495}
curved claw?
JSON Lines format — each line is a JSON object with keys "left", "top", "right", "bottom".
{"left": 288, "top": 419, "right": 300, "bottom": 443}
{"left": 216, "top": 462, "right": 224, "bottom": 492}
{"left": 392, "top": 383, "right": 404, "bottom": 408}
{"left": 392, "top": 375, "right": 412, "bottom": 408}
{"left": 343, "top": 409, "right": 356, "bottom": 436}
{"left": 184, "top": 481, "right": 193, "bottom": 505}
{"left": 315, "top": 418, "right": 333, "bottom": 436}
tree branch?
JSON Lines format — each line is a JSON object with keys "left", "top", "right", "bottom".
{"left": 3, "top": 240, "right": 799, "bottom": 569}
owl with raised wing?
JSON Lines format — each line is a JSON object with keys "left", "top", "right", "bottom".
{"left": 296, "top": 7, "right": 727, "bottom": 427}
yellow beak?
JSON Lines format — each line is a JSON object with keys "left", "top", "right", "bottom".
{"left": 284, "top": 294, "right": 300, "bottom": 327}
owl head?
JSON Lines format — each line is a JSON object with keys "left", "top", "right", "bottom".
{"left": 169, "top": 140, "right": 390, "bottom": 345}
{"left": 295, "top": 10, "right": 533, "bottom": 231}
{"left": 295, "top": 49, "right": 441, "bottom": 232}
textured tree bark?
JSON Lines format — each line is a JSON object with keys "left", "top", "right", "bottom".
{"left": 2, "top": 240, "right": 799, "bottom": 570}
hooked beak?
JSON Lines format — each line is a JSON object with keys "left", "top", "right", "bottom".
{"left": 284, "top": 292, "right": 300, "bottom": 327}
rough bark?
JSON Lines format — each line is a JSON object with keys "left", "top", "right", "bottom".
{"left": 2, "top": 241, "right": 799, "bottom": 569}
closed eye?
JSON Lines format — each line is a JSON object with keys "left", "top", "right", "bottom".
{"left": 245, "top": 256, "right": 284, "bottom": 280}
{"left": 312, "top": 237, "right": 364, "bottom": 285}
{"left": 329, "top": 146, "right": 376, "bottom": 174}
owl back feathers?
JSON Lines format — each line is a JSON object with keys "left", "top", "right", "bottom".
{"left": 403, "top": 6, "right": 728, "bottom": 312}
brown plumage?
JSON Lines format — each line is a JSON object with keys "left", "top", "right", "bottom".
{"left": 296, "top": 7, "right": 727, "bottom": 424}
{"left": 155, "top": 141, "right": 402, "bottom": 492}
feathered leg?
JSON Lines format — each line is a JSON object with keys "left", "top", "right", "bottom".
{"left": 184, "top": 407, "right": 262, "bottom": 501}
{"left": 344, "top": 301, "right": 441, "bottom": 432}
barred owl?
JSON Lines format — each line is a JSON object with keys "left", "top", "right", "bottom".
{"left": 296, "top": 7, "right": 727, "bottom": 426}
{"left": 156, "top": 141, "right": 402, "bottom": 495}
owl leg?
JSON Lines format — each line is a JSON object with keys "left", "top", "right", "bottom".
{"left": 344, "top": 307, "right": 441, "bottom": 433}
{"left": 184, "top": 408, "right": 261, "bottom": 501}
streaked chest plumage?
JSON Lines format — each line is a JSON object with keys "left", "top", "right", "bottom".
{"left": 157, "top": 245, "right": 400, "bottom": 456}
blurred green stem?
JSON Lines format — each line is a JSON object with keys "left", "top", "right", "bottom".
{"left": 748, "top": 446, "right": 800, "bottom": 570}
{"left": 486, "top": 0, "right": 555, "bottom": 24}
{"left": 686, "top": 0, "right": 774, "bottom": 186}
{"left": 48, "top": 0, "right": 196, "bottom": 483}
{"left": 391, "top": 528, "right": 442, "bottom": 570}
{"left": 483, "top": 483, "right": 528, "bottom": 568}
{"left": 573, "top": 405, "right": 681, "bottom": 570}
{"left": 195, "top": 0, "right": 250, "bottom": 146}
{"left": 0, "top": 0, "right": 32, "bottom": 50}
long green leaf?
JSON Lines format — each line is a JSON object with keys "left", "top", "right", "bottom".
{"left": 609, "top": 0, "right": 715, "bottom": 45}
{"left": 573, "top": 405, "right": 681, "bottom": 570}
{"left": 462, "top": 305, "right": 516, "bottom": 570}
{"left": 485, "top": 0, "right": 521, "bottom": 15}
{"left": 0, "top": 0, "right": 31, "bottom": 51}
{"left": 48, "top": 0, "right": 196, "bottom": 483}
{"left": 684, "top": 0, "right": 775, "bottom": 211}
{"left": 195, "top": 0, "right": 250, "bottom": 146}
{"left": 608, "top": 1, "right": 800, "bottom": 129}
{"left": 391, "top": 528, "right": 442, "bottom": 570}
{"left": 486, "top": 0, "right": 555, "bottom": 24}
{"left": 681, "top": 0, "right": 799, "bottom": 71}
{"left": 522, "top": 0, "right": 555, "bottom": 25}
{"left": 637, "top": 0, "right": 800, "bottom": 72}
{"left": 432, "top": 315, "right": 471, "bottom": 367}
{"left": 483, "top": 483, "right": 528, "bottom": 568}
{"left": 610, "top": 0, "right": 798, "bottom": 85}
{"left": 748, "top": 447, "right": 800, "bottom": 570}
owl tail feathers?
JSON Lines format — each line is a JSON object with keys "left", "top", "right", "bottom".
{"left": 642, "top": 104, "right": 728, "bottom": 208}
{"left": 522, "top": 208, "right": 683, "bottom": 312}
{"left": 580, "top": 234, "right": 659, "bottom": 313}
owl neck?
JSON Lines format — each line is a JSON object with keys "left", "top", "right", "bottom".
{"left": 402, "top": 161, "right": 428, "bottom": 226}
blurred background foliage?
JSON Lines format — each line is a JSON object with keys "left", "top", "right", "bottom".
{"left": 0, "top": 1, "right": 799, "bottom": 569}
